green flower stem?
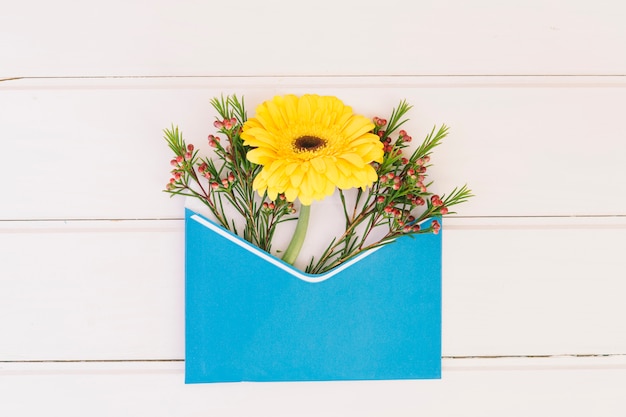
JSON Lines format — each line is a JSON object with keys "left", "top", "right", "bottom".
{"left": 281, "top": 203, "right": 311, "bottom": 265}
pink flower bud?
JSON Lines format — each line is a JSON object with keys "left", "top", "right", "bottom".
{"left": 440, "top": 207, "right": 449, "bottom": 215}
{"left": 432, "top": 220, "right": 441, "bottom": 235}
{"left": 211, "top": 182, "right": 219, "bottom": 189}
{"left": 213, "top": 120, "right": 223, "bottom": 128}
{"left": 170, "top": 159, "right": 178, "bottom": 166}
{"left": 187, "top": 144, "right": 194, "bottom": 151}
{"left": 399, "top": 130, "right": 407, "bottom": 136}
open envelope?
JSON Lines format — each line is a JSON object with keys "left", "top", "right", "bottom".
{"left": 185, "top": 208, "right": 442, "bottom": 383}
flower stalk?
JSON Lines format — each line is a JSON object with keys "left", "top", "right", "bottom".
{"left": 281, "top": 204, "right": 311, "bottom": 265}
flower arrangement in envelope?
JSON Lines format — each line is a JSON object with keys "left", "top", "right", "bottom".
{"left": 164, "top": 94, "right": 471, "bottom": 383}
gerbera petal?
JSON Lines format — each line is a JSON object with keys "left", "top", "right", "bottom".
{"left": 241, "top": 128, "right": 278, "bottom": 148}
{"left": 284, "top": 162, "right": 299, "bottom": 176}
{"left": 264, "top": 166, "right": 289, "bottom": 188}
{"left": 252, "top": 174, "right": 268, "bottom": 193}
{"left": 284, "top": 187, "right": 299, "bottom": 202}
{"left": 335, "top": 159, "right": 354, "bottom": 176}
{"left": 289, "top": 168, "right": 304, "bottom": 188}
{"left": 266, "top": 98, "right": 288, "bottom": 130}
{"left": 299, "top": 194, "right": 313, "bottom": 206}
{"left": 283, "top": 95, "right": 299, "bottom": 122}
{"left": 354, "top": 142, "right": 384, "bottom": 163}
{"left": 243, "top": 94, "right": 383, "bottom": 203}
{"left": 349, "top": 133, "right": 381, "bottom": 147}
{"left": 299, "top": 175, "right": 313, "bottom": 198}
{"left": 339, "top": 153, "right": 366, "bottom": 168}
{"left": 323, "top": 180, "right": 336, "bottom": 197}
{"left": 265, "top": 187, "right": 279, "bottom": 201}
{"left": 310, "top": 157, "right": 326, "bottom": 174}
{"left": 246, "top": 148, "right": 278, "bottom": 165}
{"left": 341, "top": 116, "right": 375, "bottom": 141}
{"left": 307, "top": 169, "right": 326, "bottom": 193}
{"left": 324, "top": 158, "right": 339, "bottom": 183}
{"left": 297, "top": 95, "right": 313, "bottom": 120}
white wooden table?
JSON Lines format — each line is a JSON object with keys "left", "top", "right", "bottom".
{"left": 2, "top": 1, "right": 625, "bottom": 415}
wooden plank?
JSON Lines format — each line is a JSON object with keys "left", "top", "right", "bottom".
{"left": 2, "top": 1, "right": 626, "bottom": 77}
{"left": 443, "top": 217, "right": 626, "bottom": 356}
{"left": 1, "top": 356, "right": 624, "bottom": 416}
{"left": 2, "top": 76, "right": 626, "bottom": 219}
{"left": 1, "top": 217, "right": 625, "bottom": 360}
{"left": 0, "top": 220, "right": 185, "bottom": 360}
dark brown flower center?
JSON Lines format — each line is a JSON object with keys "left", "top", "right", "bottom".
{"left": 293, "top": 135, "right": 327, "bottom": 152}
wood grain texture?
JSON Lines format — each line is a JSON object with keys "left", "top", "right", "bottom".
{"left": 2, "top": 1, "right": 625, "bottom": 414}
{"left": 2, "top": 76, "right": 626, "bottom": 219}
{"left": 1, "top": 357, "right": 625, "bottom": 416}
{"left": 2, "top": 0, "right": 626, "bottom": 77}
{"left": 1, "top": 217, "right": 624, "bottom": 360}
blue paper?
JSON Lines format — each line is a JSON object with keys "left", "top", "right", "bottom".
{"left": 185, "top": 208, "right": 442, "bottom": 383}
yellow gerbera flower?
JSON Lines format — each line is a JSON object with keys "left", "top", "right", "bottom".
{"left": 241, "top": 94, "right": 384, "bottom": 206}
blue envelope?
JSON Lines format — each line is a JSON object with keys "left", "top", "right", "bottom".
{"left": 185, "top": 208, "right": 442, "bottom": 383}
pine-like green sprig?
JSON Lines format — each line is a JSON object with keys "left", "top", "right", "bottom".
{"left": 305, "top": 101, "right": 473, "bottom": 274}
{"left": 164, "top": 95, "right": 296, "bottom": 252}
{"left": 164, "top": 96, "right": 472, "bottom": 274}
